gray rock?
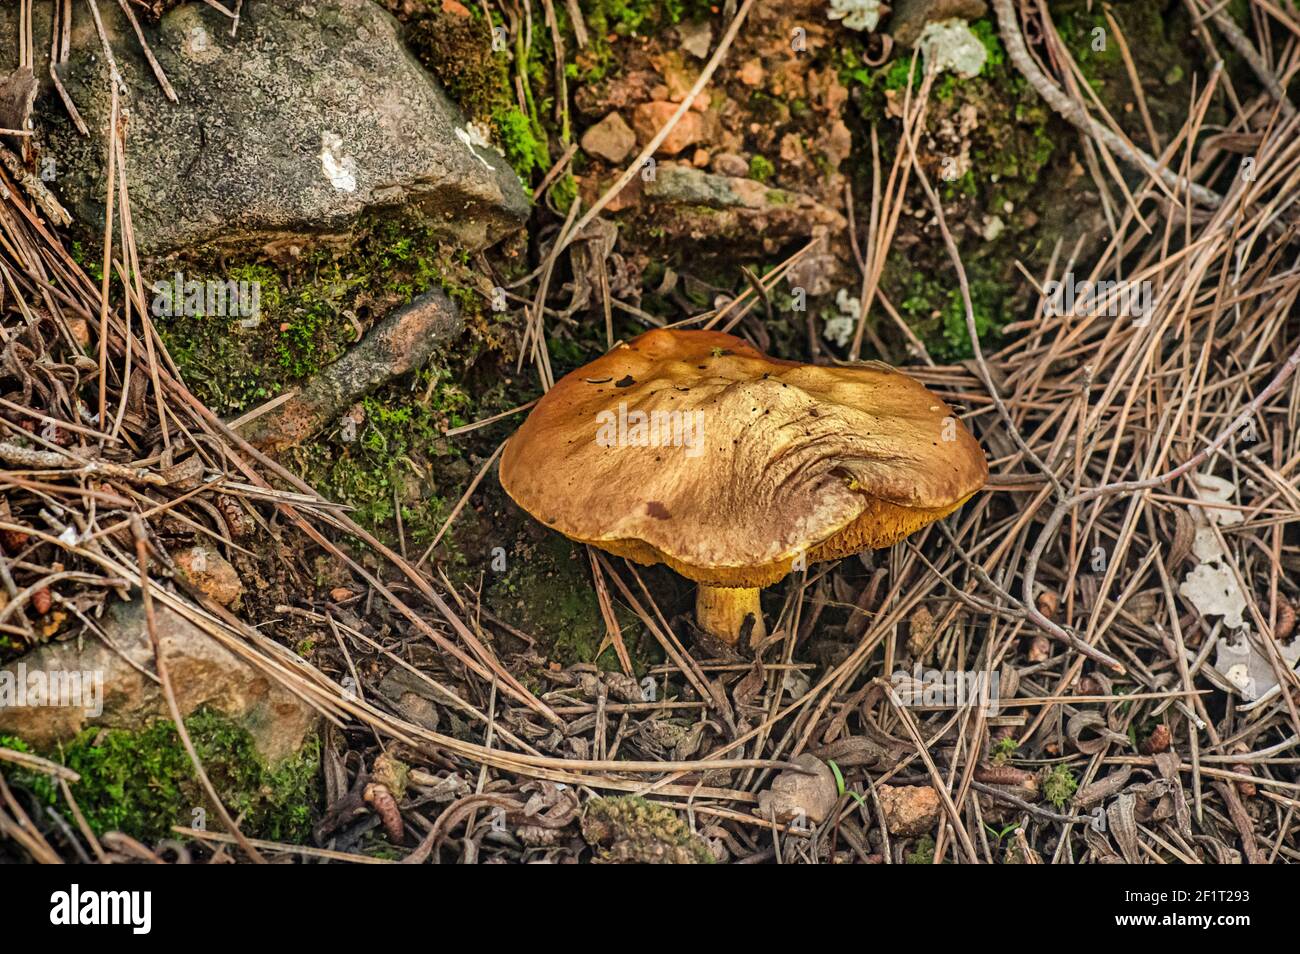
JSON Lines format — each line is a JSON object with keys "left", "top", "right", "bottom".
{"left": 18, "top": 0, "right": 529, "bottom": 256}
{"left": 888, "top": 0, "right": 988, "bottom": 47}
{"left": 677, "top": 20, "right": 714, "bottom": 60}
{"left": 709, "top": 152, "right": 750, "bottom": 178}
{"left": 0, "top": 597, "right": 318, "bottom": 763}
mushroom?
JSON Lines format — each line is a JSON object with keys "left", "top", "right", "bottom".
{"left": 499, "top": 329, "right": 987, "bottom": 648}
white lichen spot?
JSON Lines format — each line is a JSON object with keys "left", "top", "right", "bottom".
{"left": 917, "top": 19, "right": 989, "bottom": 79}
{"left": 456, "top": 122, "right": 501, "bottom": 172}
{"left": 824, "top": 288, "right": 860, "bottom": 348}
{"left": 319, "top": 131, "right": 357, "bottom": 192}
{"left": 825, "top": 0, "right": 883, "bottom": 32}
{"left": 1189, "top": 471, "right": 1243, "bottom": 526}
{"left": 185, "top": 24, "right": 211, "bottom": 56}
{"left": 1179, "top": 561, "right": 1246, "bottom": 629}
{"left": 1213, "top": 629, "right": 1300, "bottom": 702}
{"left": 1192, "top": 525, "right": 1225, "bottom": 564}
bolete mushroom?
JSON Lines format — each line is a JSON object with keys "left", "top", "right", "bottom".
{"left": 500, "top": 329, "right": 987, "bottom": 648}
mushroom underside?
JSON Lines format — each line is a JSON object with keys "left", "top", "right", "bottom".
{"left": 576, "top": 493, "right": 973, "bottom": 588}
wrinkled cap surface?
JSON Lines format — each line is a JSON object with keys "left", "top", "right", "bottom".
{"left": 500, "top": 329, "right": 988, "bottom": 586}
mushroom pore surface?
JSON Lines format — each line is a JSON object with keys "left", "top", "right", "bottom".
{"left": 500, "top": 329, "right": 987, "bottom": 586}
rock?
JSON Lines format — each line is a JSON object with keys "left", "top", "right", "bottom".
{"left": 638, "top": 163, "right": 847, "bottom": 253}
{"left": 710, "top": 153, "right": 750, "bottom": 178}
{"left": 581, "top": 112, "right": 637, "bottom": 164}
{"left": 888, "top": 0, "right": 988, "bottom": 47}
{"left": 678, "top": 20, "right": 714, "bottom": 60}
{"left": 0, "top": 598, "right": 317, "bottom": 763}
{"left": 738, "top": 58, "right": 766, "bottom": 87}
{"left": 878, "top": 784, "right": 942, "bottom": 836}
{"left": 757, "top": 754, "right": 838, "bottom": 825}
{"left": 632, "top": 101, "right": 709, "bottom": 156}
{"left": 170, "top": 543, "right": 242, "bottom": 608}
{"left": 20, "top": 0, "right": 528, "bottom": 257}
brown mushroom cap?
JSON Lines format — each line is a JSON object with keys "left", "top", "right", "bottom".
{"left": 500, "top": 329, "right": 987, "bottom": 587}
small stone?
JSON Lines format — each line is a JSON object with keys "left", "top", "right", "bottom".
{"left": 655, "top": 52, "right": 698, "bottom": 102}
{"left": 678, "top": 19, "right": 713, "bottom": 59}
{"left": 738, "top": 58, "right": 765, "bottom": 87}
{"left": 171, "top": 543, "right": 242, "bottom": 608}
{"left": 632, "top": 101, "right": 708, "bottom": 156}
{"left": 757, "top": 754, "right": 838, "bottom": 825}
{"left": 710, "top": 152, "right": 750, "bottom": 177}
{"left": 581, "top": 112, "right": 637, "bottom": 164}
{"left": 878, "top": 784, "right": 942, "bottom": 836}
{"left": 601, "top": 175, "right": 643, "bottom": 212}
{"left": 691, "top": 149, "right": 710, "bottom": 168}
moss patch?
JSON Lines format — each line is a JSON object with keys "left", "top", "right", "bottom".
{"left": 155, "top": 215, "right": 528, "bottom": 549}
{"left": 581, "top": 795, "right": 714, "bottom": 863}
{"left": 485, "top": 529, "right": 634, "bottom": 670}
{"left": 1, "top": 710, "right": 320, "bottom": 844}
{"left": 404, "top": 4, "right": 549, "bottom": 183}
{"left": 1042, "top": 764, "right": 1079, "bottom": 810}
{"left": 905, "top": 833, "right": 936, "bottom": 864}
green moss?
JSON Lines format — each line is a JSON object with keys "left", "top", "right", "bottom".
{"left": 581, "top": 796, "right": 714, "bottom": 863}
{"left": 2, "top": 711, "right": 320, "bottom": 843}
{"left": 153, "top": 215, "right": 521, "bottom": 555}
{"left": 159, "top": 218, "right": 492, "bottom": 414}
{"left": 576, "top": 0, "right": 715, "bottom": 82}
{"left": 299, "top": 370, "right": 466, "bottom": 548}
{"left": 487, "top": 531, "right": 632, "bottom": 669}
{"left": 748, "top": 155, "right": 775, "bottom": 182}
{"left": 1042, "top": 765, "right": 1078, "bottom": 810}
{"left": 991, "top": 736, "right": 1018, "bottom": 764}
{"left": 583, "top": 0, "right": 713, "bottom": 38}
{"left": 404, "top": 5, "right": 546, "bottom": 183}
{"left": 895, "top": 270, "right": 1006, "bottom": 361}
{"left": 1050, "top": 0, "right": 1220, "bottom": 145}
{"left": 492, "top": 105, "right": 548, "bottom": 182}
{"left": 905, "top": 833, "right": 936, "bottom": 864}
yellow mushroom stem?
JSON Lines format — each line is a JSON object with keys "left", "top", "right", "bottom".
{"left": 696, "top": 584, "right": 766, "bottom": 646}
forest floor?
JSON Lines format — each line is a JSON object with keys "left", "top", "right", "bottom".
{"left": 1, "top": 0, "right": 1299, "bottom": 864}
